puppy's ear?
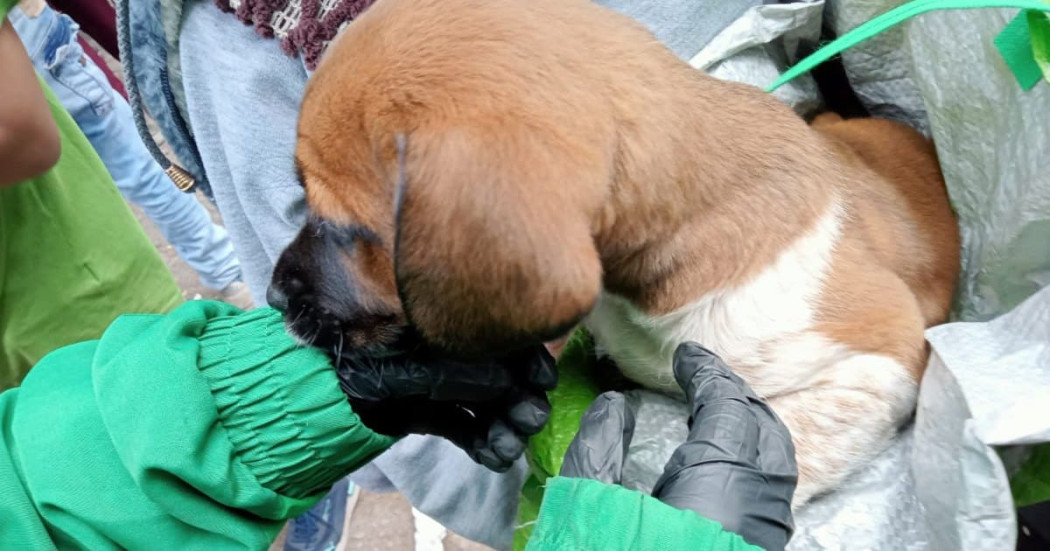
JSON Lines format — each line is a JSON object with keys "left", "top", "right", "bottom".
{"left": 394, "top": 126, "right": 605, "bottom": 357}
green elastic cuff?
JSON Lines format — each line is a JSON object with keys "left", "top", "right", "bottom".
{"left": 198, "top": 307, "right": 396, "bottom": 498}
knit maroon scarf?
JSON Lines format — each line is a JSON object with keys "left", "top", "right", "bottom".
{"left": 215, "top": 0, "right": 378, "bottom": 69}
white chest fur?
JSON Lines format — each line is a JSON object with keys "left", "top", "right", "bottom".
{"left": 585, "top": 201, "right": 846, "bottom": 397}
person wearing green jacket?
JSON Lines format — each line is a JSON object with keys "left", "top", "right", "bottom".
{"left": 0, "top": 300, "right": 796, "bottom": 550}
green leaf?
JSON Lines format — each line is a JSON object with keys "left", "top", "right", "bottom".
{"left": 1011, "top": 443, "right": 1050, "bottom": 508}
{"left": 526, "top": 329, "right": 601, "bottom": 478}
{"left": 514, "top": 329, "right": 601, "bottom": 550}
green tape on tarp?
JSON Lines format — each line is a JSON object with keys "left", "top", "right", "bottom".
{"left": 996, "top": 11, "right": 1044, "bottom": 90}
{"left": 767, "top": 0, "right": 1050, "bottom": 92}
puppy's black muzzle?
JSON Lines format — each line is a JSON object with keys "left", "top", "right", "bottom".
{"left": 269, "top": 216, "right": 404, "bottom": 354}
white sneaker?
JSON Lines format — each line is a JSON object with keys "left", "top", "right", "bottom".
{"left": 218, "top": 281, "right": 256, "bottom": 310}
{"left": 412, "top": 508, "right": 447, "bottom": 551}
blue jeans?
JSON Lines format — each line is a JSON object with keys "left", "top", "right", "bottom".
{"left": 9, "top": 5, "right": 242, "bottom": 291}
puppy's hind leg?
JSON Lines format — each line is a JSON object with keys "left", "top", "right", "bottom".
{"left": 766, "top": 353, "right": 919, "bottom": 507}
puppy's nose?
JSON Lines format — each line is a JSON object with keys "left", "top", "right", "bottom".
{"left": 266, "top": 284, "right": 290, "bottom": 312}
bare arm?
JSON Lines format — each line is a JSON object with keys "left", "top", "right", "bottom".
{"left": 0, "top": 18, "right": 60, "bottom": 188}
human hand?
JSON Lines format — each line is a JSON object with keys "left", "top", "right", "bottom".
{"left": 334, "top": 344, "right": 557, "bottom": 473}
{"left": 560, "top": 342, "right": 797, "bottom": 551}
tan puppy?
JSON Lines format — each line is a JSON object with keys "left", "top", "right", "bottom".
{"left": 270, "top": 0, "right": 960, "bottom": 505}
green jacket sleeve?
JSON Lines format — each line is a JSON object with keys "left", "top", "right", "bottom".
{"left": 0, "top": 301, "right": 395, "bottom": 550}
{"left": 526, "top": 477, "right": 764, "bottom": 551}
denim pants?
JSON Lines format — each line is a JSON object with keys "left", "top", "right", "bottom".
{"left": 9, "top": 5, "right": 242, "bottom": 291}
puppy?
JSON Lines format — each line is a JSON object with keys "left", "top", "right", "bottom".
{"left": 270, "top": 0, "right": 959, "bottom": 505}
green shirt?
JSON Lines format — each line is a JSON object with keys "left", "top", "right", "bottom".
{"left": 0, "top": 0, "right": 181, "bottom": 387}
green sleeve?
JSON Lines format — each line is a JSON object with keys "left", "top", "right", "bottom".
{"left": 0, "top": 301, "right": 395, "bottom": 550}
{"left": 526, "top": 477, "right": 763, "bottom": 551}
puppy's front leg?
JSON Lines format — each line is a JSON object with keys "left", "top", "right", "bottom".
{"left": 765, "top": 354, "right": 919, "bottom": 507}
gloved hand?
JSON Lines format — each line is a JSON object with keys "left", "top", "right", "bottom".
{"left": 334, "top": 344, "right": 557, "bottom": 473}
{"left": 560, "top": 342, "right": 797, "bottom": 551}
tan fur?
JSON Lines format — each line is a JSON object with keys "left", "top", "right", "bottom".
{"left": 299, "top": 0, "right": 834, "bottom": 352}
{"left": 811, "top": 115, "right": 961, "bottom": 327}
{"left": 753, "top": 116, "right": 958, "bottom": 502}
{"left": 809, "top": 116, "right": 960, "bottom": 375}
{"left": 291, "top": 0, "right": 960, "bottom": 502}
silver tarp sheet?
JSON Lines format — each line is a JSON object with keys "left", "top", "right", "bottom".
{"left": 620, "top": 3, "right": 1050, "bottom": 549}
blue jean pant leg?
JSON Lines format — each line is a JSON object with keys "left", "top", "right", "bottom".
{"left": 9, "top": 6, "right": 243, "bottom": 291}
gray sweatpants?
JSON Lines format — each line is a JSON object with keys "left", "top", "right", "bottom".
{"left": 179, "top": 0, "right": 308, "bottom": 305}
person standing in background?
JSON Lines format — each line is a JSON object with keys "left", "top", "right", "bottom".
{"left": 47, "top": 0, "right": 127, "bottom": 98}
{"left": 8, "top": 0, "right": 253, "bottom": 309}
{"left": 0, "top": 0, "right": 183, "bottom": 388}
{"left": 47, "top": 0, "right": 119, "bottom": 58}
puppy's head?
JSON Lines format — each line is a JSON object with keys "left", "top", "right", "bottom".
{"left": 272, "top": 128, "right": 605, "bottom": 358}
{"left": 270, "top": 24, "right": 610, "bottom": 358}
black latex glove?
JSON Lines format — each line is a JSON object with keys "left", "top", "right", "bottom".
{"left": 334, "top": 344, "right": 557, "bottom": 473}
{"left": 560, "top": 342, "right": 797, "bottom": 551}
